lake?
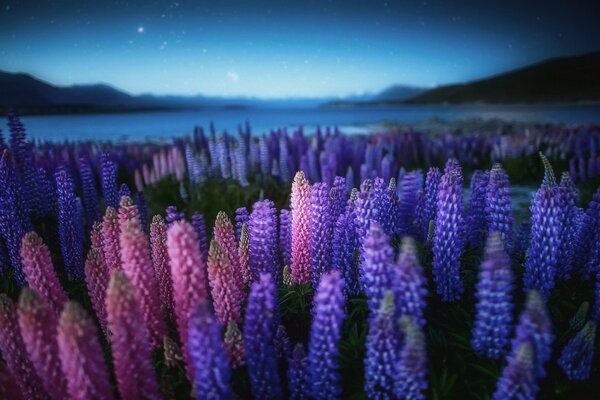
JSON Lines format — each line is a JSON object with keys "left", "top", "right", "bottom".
{"left": 15, "top": 103, "right": 600, "bottom": 142}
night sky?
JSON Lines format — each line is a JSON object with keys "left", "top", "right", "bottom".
{"left": 1, "top": 0, "right": 599, "bottom": 97}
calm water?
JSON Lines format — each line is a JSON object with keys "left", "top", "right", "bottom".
{"left": 17, "top": 103, "right": 600, "bottom": 142}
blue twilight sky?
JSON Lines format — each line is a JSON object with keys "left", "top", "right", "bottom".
{"left": 1, "top": 0, "right": 599, "bottom": 98}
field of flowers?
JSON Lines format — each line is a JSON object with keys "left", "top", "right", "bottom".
{"left": 1, "top": 110, "right": 600, "bottom": 399}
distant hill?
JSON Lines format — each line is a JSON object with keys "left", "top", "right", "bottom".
{"left": 403, "top": 52, "right": 600, "bottom": 104}
{"left": 372, "top": 84, "right": 424, "bottom": 101}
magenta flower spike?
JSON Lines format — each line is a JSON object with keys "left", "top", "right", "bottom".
{"left": 150, "top": 214, "right": 173, "bottom": 313}
{"left": 102, "top": 206, "right": 121, "bottom": 272}
{"left": 105, "top": 271, "right": 161, "bottom": 400}
{"left": 57, "top": 301, "right": 115, "bottom": 400}
{"left": 84, "top": 248, "right": 110, "bottom": 333}
{"left": 214, "top": 211, "right": 244, "bottom": 293}
{"left": 0, "top": 294, "right": 48, "bottom": 400}
{"left": 20, "top": 231, "right": 68, "bottom": 316}
{"left": 208, "top": 239, "right": 243, "bottom": 325}
{"left": 291, "top": 171, "right": 312, "bottom": 284}
{"left": 119, "top": 219, "right": 167, "bottom": 348}
{"left": 167, "top": 220, "right": 209, "bottom": 380}
{"left": 118, "top": 196, "right": 141, "bottom": 228}
{"left": 17, "top": 288, "right": 68, "bottom": 400}
{"left": 0, "top": 358, "right": 25, "bottom": 400}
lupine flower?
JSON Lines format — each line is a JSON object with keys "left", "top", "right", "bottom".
{"left": 118, "top": 183, "right": 131, "bottom": 203}
{"left": 135, "top": 191, "right": 148, "bottom": 231}
{"left": 291, "top": 171, "right": 312, "bottom": 284}
{"left": 167, "top": 220, "right": 209, "bottom": 380}
{"left": 189, "top": 300, "right": 232, "bottom": 399}
{"left": 308, "top": 270, "right": 346, "bottom": 400}
{"left": 36, "top": 166, "right": 56, "bottom": 217}
{"left": 118, "top": 196, "right": 141, "bottom": 227}
{"left": 274, "top": 324, "right": 292, "bottom": 359}
{"left": 238, "top": 223, "right": 252, "bottom": 288}
{"left": 165, "top": 205, "right": 185, "bottom": 227}
{"left": 577, "top": 187, "right": 600, "bottom": 279}
{"left": 513, "top": 221, "right": 531, "bottom": 260}
{"left": 100, "top": 152, "right": 118, "bottom": 209}
{"left": 56, "top": 167, "right": 85, "bottom": 281}
{"left": 84, "top": 248, "right": 110, "bottom": 333}
{"left": 362, "top": 223, "right": 395, "bottom": 313}
{"left": 150, "top": 215, "right": 173, "bottom": 312}
{"left": 235, "top": 207, "right": 249, "bottom": 242}
{"left": 486, "top": 163, "right": 513, "bottom": 252}
{"left": 365, "top": 292, "right": 400, "bottom": 399}
{"left": 432, "top": 159, "right": 465, "bottom": 302}
{"left": 57, "top": 301, "right": 115, "bottom": 400}
{"left": 224, "top": 321, "right": 245, "bottom": 368}
{"left": 466, "top": 170, "right": 489, "bottom": 247}
{"left": 0, "top": 294, "right": 48, "bottom": 400}
{"left": 98, "top": 206, "right": 121, "bottom": 274}
{"left": 288, "top": 344, "right": 310, "bottom": 400}
{"left": 398, "top": 172, "right": 420, "bottom": 237}
{"left": 249, "top": 199, "right": 279, "bottom": 282}
{"left": 392, "top": 237, "right": 427, "bottom": 327}
{"left": 416, "top": 167, "right": 441, "bottom": 242}
{"left": 0, "top": 357, "right": 24, "bottom": 400}
{"left": 512, "top": 290, "right": 554, "bottom": 378}
{"left": 523, "top": 156, "right": 563, "bottom": 299}
{"left": 310, "top": 183, "right": 335, "bottom": 287}
{"left": 208, "top": 240, "right": 243, "bottom": 324}
{"left": 331, "top": 175, "right": 348, "bottom": 220}
{"left": 214, "top": 211, "right": 243, "bottom": 292}
{"left": 244, "top": 273, "right": 283, "bottom": 399}
{"left": 78, "top": 156, "right": 101, "bottom": 227}
{"left": 492, "top": 342, "right": 538, "bottom": 400}
{"left": 20, "top": 231, "right": 68, "bottom": 315}
{"left": 471, "top": 232, "right": 514, "bottom": 359}
{"left": 105, "top": 271, "right": 161, "bottom": 400}
{"left": 191, "top": 211, "right": 209, "bottom": 262}
{"left": 279, "top": 209, "right": 292, "bottom": 267}
{"left": 557, "top": 173, "right": 579, "bottom": 279}
{"left": 332, "top": 207, "right": 360, "bottom": 297}
{"left": 119, "top": 219, "right": 167, "bottom": 347}
{"left": 395, "top": 316, "right": 428, "bottom": 400}
{"left": 558, "top": 321, "right": 596, "bottom": 381}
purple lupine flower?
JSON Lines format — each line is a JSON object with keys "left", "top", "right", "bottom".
{"left": 512, "top": 290, "right": 554, "bottom": 378}
{"left": 243, "top": 273, "right": 283, "bottom": 400}
{"left": 100, "top": 152, "right": 118, "bottom": 209}
{"left": 105, "top": 271, "right": 160, "bottom": 400}
{"left": 189, "top": 300, "right": 232, "bottom": 399}
{"left": 466, "top": 170, "right": 489, "bottom": 247}
{"left": 279, "top": 134, "right": 291, "bottom": 183}
{"left": 432, "top": 159, "right": 465, "bottom": 302}
{"left": 57, "top": 301, "right": 115, "bottom": 400}
{"left": 291, "top": 171, "right": 312, "bottom": 284}
{"left": 362, "top": 223, "right": 395, "bottom": 313}
{"left": 78, "top": 156, "right": 101, "bottom": 227}
{"left": 557, "top": 172, "right": 579, "bottom": 279}
{"left": 274, "top": 324, "right": 292, "bottom": 359}
{"left": 416, "top": 167, "right": 441, "bottom": 242}
{"left": 235, "top": 207, "right": 249, "bottom": 243}
{"left": 249, "top": 199, "right": 279, "bottom": 283}
{"left": 36, "top": 167, "right": 56, "bottom": 217}
{"left": 392, "top": 237, "right": 427, "bottom": 327}
{"left": 394, "top": 316, "right": 428, "bottom": 400}
{"left": 56, "top": 167, "right": 85, "bottom": 281}
{"left": 310, "top": 183, "right": 335, "bottom": 287}
{"left": 0, "top": 294, "right": 48, "bottom": 400}
{"left": 492, "top": 342, "right": 538, "bottom": 400}
{"left": 513, "top": 221, "right": 531, "bottom": 260}
{"left": 558, "top": 321, "right": 596, "bottom": 381}
{"left": 135, "top": 191, "right": 148, "bottom": 231}
{"left": 84, "top": 247, "right": 110, "bottom": 333}
{"left": 471, "top": 232, "right": 514, "bottom": 359}
{"left": 150, "top": 215, "right": 173, "bottom": 313}
{"left": 191, "top": 211, "right": 209, "bottom": 262}
{"left": 118, "top": 183, "right": 131, "bottom": 203}
{"left": 486, "top": 163, "right": 513, "bottom": 252}
{"left": 332, "top": 207, "right": 360, "bottom": 297}
{"left": 577, "top": 186, "right": 600, "bottom": 278}
{"left": 365, "top": 292, "right": 400, "bottom": 399}
{"left": 523, "top": 155, "right": 563, "bottom": 299}
{"left": 308, "top": 271, "right": 346, "bottom": 400}
{"left": 165, "top": 205, "right": 185, "bottom": 227}
{"left": 331, "top": 176, "right": 348, "bottom": 220}
{"left": 288, "top": 344, "right": 310, "bottom": 400}
{"left": 18, "top": 289, "right": 68, "bottom": 400}
{"left": 398, "top": 172, "right": 420, "bottom": 237}
{"left": 354, "top": 179, "right": 375, "bottom": 250}
{"left": 279, "top": 209, "right": 292, "bottom": 267}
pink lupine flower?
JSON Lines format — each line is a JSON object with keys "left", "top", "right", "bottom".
{"left": 0, "top": 358, "right": 25, "bottom": 400}
{"left": 224, "top": 321, "right": 246, "bottom": 368}
{"left": 105, "top": 271, "right": 161, "bottom": 400}
{"left": 102, "top": 206, "right": 121, "bottom": 272}
{"left": 90, "top": 221, "right": 104, "bottom": 252}
{"left": 291, "top": 171, "right": 312, "bottom": 284}
{"left": 17, "top": 288, "right": 68, "bottom": 400}
{"left": 84, "top": 248, "right": 110, "bottom": 333}
{"left": 208, "top": 239, "right": 243, "bottom": 325}
{"left": 57, "top": 302, "right": 115, "bottom": 400}
{"left": 20, "top": 231, "right": 68, "bottom": 316}
{"left": 118, "top": 196, "right": 141, "bottom": 228}
{"left": 214, "top": 211, "right": 244, "bottom": 293}
{"left": 0, "top": 294, "right": 48, "bottom": 400}
{"left": 150, "top": 214, "right": 173, "bottom": 312}
{"left": 238, "top": 223, "right": 252, "bottom": 288}
{"left": 167, "top": 220, "right": 209, "bottom": 380}
{"left": 119, "top": 219, "right": 167, "bottom": 347}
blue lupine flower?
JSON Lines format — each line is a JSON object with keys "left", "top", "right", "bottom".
{"left": 416, "top": 167, "right": 441, "bottom": 242}
{"left": 486, "top": 163, "right": 513, "bottom": 252}
{"left": 557, "top": 172, "right": 579, "bottom": 279}
{"left": 288, "top": 344, "right": 309, "bottom": 400}
{"left": 466, "top": 170, "right": 489, "bottom": 247}
{"left": 78, "top": 156, "right": 101, "bottom": 228}
{"left": 557, "top": 321, "right": 596, "bottom": 381}
{"left": 56, "top": 167, "right": 85, "bottom": 281}
{"left": 332, "top": 207, "right": 360, "bottom": 297}
{"left": 392, "top": 237, "right": 427, "bottom": 327}
{"left": 100, "top": 152, "right": 118, "bottom": 209}
{"left": 395, "top": 316, "right": 428, "bottom": 400}
{"left": 249, "top": 200, "right": 279, "bottom": 283}
{"left": 493, "top": 342, "right": 538, "bottom": 400}
{"left": 362, "top": 223, "right": 395, "bottom": 313}
{"left": 310, "top": 183, "right": 335, "bottom": 287}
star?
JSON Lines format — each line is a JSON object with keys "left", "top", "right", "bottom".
{"left": 137, "top": 26, "right": 144, "bottom": 33}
